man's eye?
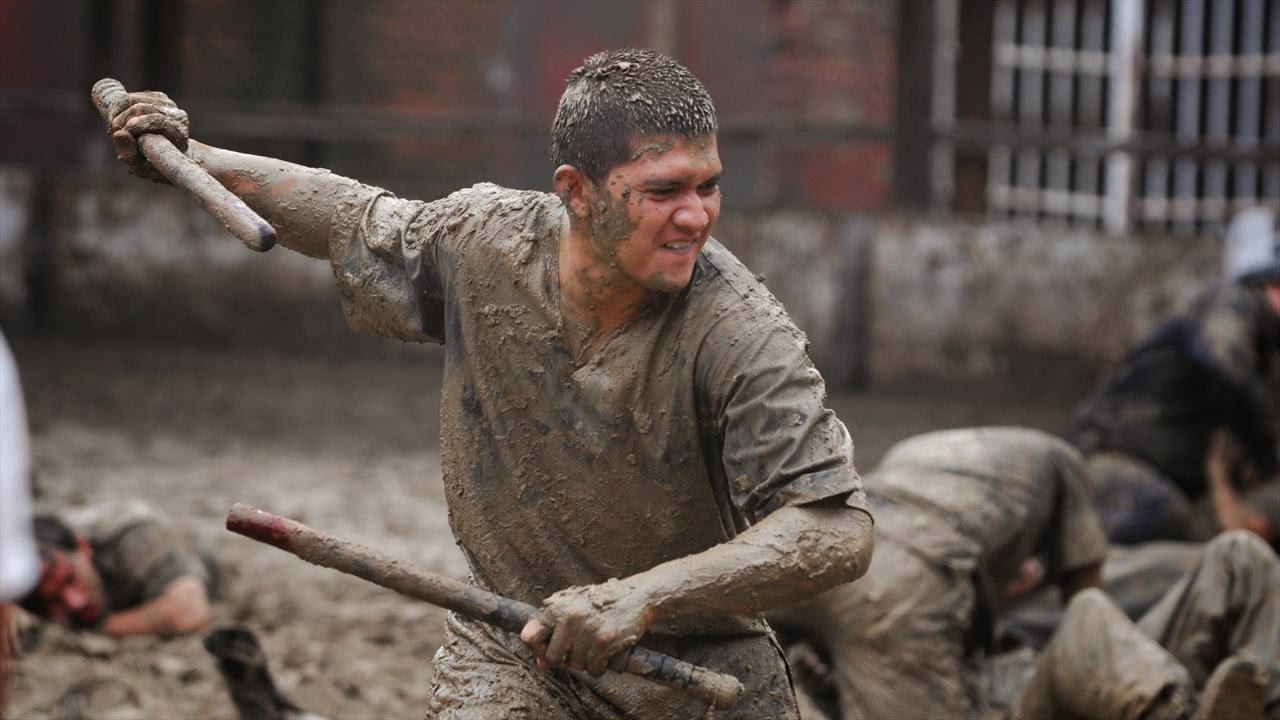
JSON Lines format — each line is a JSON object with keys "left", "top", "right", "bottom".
{"left": 648, "top": 188, "right": 677, "bottom": 198}
{"left": 698, "top": 182, "right": 720, "bottom": 195}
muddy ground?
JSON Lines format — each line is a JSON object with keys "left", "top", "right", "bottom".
{"left": 5, "top": 337, "right": 1096, "bottom": 719}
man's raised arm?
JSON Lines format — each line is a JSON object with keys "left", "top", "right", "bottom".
{"left": 108, "top": 91, "right": 360, "bottom": 260}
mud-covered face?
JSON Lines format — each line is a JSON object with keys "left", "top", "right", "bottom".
{"left": 30, "top": 542, "right": 105, "bottom": 627}
{"left": 585, "top": 134, "right": 722, "bottom": 294}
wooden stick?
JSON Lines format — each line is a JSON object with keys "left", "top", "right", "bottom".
{"left": 91, "top": 78, "right": 275, "bottom": 252}
{"left": 225, "top": 503, "right": 744, "bottom": 710}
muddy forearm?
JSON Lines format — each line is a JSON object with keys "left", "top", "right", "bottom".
{"left": 187, "top": 140, "right": 361, "bottom": 259}
{"left": 100, "top": 577, "right": 210, "bottom": 637}
{"left": 630, "top": 503, "right": 873, "bottom": 624}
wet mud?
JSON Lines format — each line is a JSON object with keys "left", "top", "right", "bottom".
{"left": 5, "top": 338, "right": 1089, "bottom": 719}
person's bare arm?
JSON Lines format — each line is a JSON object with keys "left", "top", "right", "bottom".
{"left": 99, "top": 576, "right": 209, "bottom": 638}
{"left": 185, "top": 142, "right": 360, "bottom": 259}
{"left": 1206, "top": 429, "right": 1275, "bottom": 543}
{"left": 108, "top": 92, "right": 360, "bottom": 260}
{"left": 521, "top": 501, "right": 873, "bottom": 676}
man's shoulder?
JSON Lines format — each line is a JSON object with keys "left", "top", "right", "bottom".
{"left": 691, "top": 240, "right": 797, "bottom": 329}
{"left": 66, "top": 500, "right": 165, "bottom": 542}
{"left": 441, "top": 183, "right": 555, "bottom": 210}
{"left": 434, "top": 183, "right": 559, "bottom": 226}
{"left": 422, "top": 183, "right": 562, "bottom": 254}
{"left": 879, "top": 426, "right": 1077, "bottom": 475}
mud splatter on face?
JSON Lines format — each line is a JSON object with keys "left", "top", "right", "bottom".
{"left": 630, "top": 138, "right": 674, "bottom": 163}
{"left": 688, "top": 136, "right": 716, "bottom": 165}
{"left": 584, "top": 185, "right": 638, "bottom": 263}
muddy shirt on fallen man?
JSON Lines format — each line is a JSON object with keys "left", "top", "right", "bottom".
{"left": 327, "top": 183, "right": 869, "bottom": 718}
{"left": 69, "top": 502, "right": 213, "bottom": 612}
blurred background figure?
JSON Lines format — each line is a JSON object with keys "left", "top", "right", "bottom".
{"left": 0, "top": 330, "right": 39, "bottom": 711}
{"left": 17, "top": 501, "right": 215, "bottom": 639}
{"left": 770, "top": 427, "right": 1279, "bottom": 720}
{"left": 1071, "top": 206, "right": 1280, "bottom": 548}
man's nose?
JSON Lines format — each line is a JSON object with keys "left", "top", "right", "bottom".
{"left": 61, "top": 585, "right": 90, "bottom": 610}
{"left": 672, "top": 194, "right": 710, "bottom": 232}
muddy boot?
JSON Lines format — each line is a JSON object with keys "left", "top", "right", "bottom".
{"left": 1193, "top": 655, "right": 1269, "bottom": 720}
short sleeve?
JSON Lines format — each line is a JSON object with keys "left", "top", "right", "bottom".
{"left": 327, "top": 184, "right": 447, "bottom": 343}
{"left": 704, "top": 322, "right": 869, "bottom": 524}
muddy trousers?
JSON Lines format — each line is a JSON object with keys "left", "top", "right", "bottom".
{"left": 1013, "top": 531, "right": 1280, "bottom": 720}
{"left": 426, "top": 612, "right": 801, "bottom": 719}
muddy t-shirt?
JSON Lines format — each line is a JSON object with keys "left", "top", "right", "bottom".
{"left": 74, "top": 510, "right": 210, "bottom": 612}
{"left": 328, "top": 183, "right": 868, "bottom": 634}
{"left": 866, "top": 427, "right": 1107, "bottom": 592}
{"left": 1070, "top": 283, "right": 1280, "bottom": 495}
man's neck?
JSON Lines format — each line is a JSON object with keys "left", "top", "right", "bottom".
{"left": 557, "top": 222, "right": 652, "bottom": 339}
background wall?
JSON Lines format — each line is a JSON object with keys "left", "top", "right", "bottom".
{"left": 0, "top": 0, "right": 1250, "bottom": 384}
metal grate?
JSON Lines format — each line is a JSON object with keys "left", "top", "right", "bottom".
{"left": 937, "top": 0, "right": 1280, "bottom": 236}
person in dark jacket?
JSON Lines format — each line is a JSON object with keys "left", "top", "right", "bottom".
{"left": 1070, "top": 206, "right": 1279, "bottom": 546}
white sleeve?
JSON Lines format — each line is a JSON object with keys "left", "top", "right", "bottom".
{"left": 0, "top": 332, "right": 38, "bottom": 601}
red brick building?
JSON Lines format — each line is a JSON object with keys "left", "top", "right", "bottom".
{"left": 0, "top": 0, "right": 903, "bottom": 212}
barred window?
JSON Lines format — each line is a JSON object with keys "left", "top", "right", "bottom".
{"left": 932, "top": 0, "right": 1280, "bottom": 236}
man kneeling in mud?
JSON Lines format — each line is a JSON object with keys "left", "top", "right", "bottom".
{"left": 771, "top": 427, "right": 1279, "bottom": 720}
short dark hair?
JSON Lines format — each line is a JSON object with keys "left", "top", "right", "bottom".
{"left": 32, "top": 513, "right": 78, "bottom": 553}
{"left": 18, "top": 514, "right": 80, "bottom": 613}
{"left": 550, "top": 48, "right": 718, "bottom": 186}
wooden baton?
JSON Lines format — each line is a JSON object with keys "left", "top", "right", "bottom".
{"left": 91, "top": 78, "right": 275, "bottom": 252}
{"left": 225, "top": 503, "right": 744, "bottom": 710}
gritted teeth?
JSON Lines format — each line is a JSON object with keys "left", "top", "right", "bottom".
{"left": 662, "top": 241, "right": 692, "bottom": 250}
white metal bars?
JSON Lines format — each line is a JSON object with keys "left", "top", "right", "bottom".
{"left": 976, "top": 0, "right": 1280, "bottom": 236}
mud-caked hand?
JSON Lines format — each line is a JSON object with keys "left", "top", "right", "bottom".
{"left": 106, "top": 91, "right": 190, "bottom": 183}
{"left": 520, "top": 578, "right": 656, "bottom": 677}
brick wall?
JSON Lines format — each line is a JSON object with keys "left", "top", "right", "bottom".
{"left": 1, "top": 0, "right": 899, "bottom": 211}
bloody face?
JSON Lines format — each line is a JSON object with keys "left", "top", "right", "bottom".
{"left": 30, "top": 542, "right": 105, "bottom": 628}
{"left": 582, "top": 134, "right": 722, "bottom": 294}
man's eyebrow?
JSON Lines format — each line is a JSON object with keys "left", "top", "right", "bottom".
{"left": 641, "top": 172, "right": 722, "bottom": 189}
{"left": 640, "top": 177, "right": 685, "bottom": 189}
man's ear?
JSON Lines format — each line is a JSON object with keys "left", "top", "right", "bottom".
{"left": 553, "top": 165, "right": 594, "bottom": 219}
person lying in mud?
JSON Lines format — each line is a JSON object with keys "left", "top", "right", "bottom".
{"left": 1070, "top": 206, "right": 1280, "bottom": 547}
{"left": 14, "top": 502, "right": 214, "bottom": 638}
{"left": 102, "top": 48, "right": 873, "bottom": 718}
{"left": 769, "top": 427, "right": 1279, "bottom": 720}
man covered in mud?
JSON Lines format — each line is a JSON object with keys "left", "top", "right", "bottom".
{"left": 770, "top": 427, "right": 1279, "bottom": 720}
{"left": 101, "top": 49, "right": 874, "bottom": 717}
{"left": 16, "top": 502, "right": 213, "bottom": 638}
{"left": 1070, "top": 206, "right": 1280, "bottom": 547}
